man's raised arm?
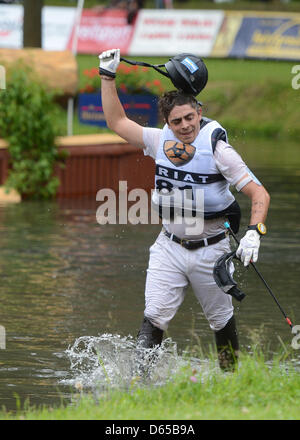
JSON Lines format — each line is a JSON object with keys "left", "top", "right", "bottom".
{"left": 99, "top": 49, "right": 145, "bottom": 148}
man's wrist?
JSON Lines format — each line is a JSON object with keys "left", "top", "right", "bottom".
{"left": 101, "top": 76, "right": 115, "bottom": 81}
{"left": 247, "top": 222, "right": 267, "bottom": 236}
{"left": 99, "top": 67, "right": 116, "bottom": 78}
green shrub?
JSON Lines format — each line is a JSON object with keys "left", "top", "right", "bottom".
{"left": 0, "top": 66, "right": 67, "bottom": 200}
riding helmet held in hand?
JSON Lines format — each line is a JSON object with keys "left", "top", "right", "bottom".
{"left": 164, "top": 53, "right": 208, "bottom": 96}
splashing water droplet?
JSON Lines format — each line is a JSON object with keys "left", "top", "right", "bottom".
{"left": 61, "top": 333, "right": 203, "bottom": 392}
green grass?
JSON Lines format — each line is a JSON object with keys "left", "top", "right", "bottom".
{"left": 1, "top": 346, "right": 299, "bottom": 420}
{"left": 77, "top": 55, "right": 294, "bottom": 87}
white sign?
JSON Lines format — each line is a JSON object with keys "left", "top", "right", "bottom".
{"left": 129, "top": 9, "right": 224, "bottom": 56}
{"left": 0, "top": 5, "right": 23, "bottom": 49}
{"left": 42, "top": 7, "right": 77, "bottom": 51}
{"left": 0, "top": 5, "right": 76, "bottom": 51}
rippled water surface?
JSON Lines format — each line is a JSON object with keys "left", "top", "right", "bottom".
{"left": 0, "top": 139, "right": 299, "bottom": 412}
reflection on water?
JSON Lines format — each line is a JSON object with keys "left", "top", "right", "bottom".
{"left": 0, "top": 139, "right": 299, "bottom": 412}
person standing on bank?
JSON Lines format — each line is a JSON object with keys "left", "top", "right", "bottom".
{"left": 98, "top": 48, "right": 270, "bottom": 371}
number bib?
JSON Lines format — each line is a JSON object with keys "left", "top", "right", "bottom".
{"left": 153, "top": 119, "right": 235, "bottom": 218}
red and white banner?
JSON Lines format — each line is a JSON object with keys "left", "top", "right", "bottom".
{"left": 2, "top": 6, "right": 299, "bottom": 60}
{"left": 0, "top": 5, "right": 223, "bottom": 57}
{"left": 67, "top": 9, "right": 134, "bottom": 55}
{"left": 129, "top": 9, "right": 224, "bottom": 56}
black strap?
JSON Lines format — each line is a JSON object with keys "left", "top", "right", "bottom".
{"left": 211, "top": 127, "right": 227, "bottom": 153}
{"left": 163, "top": 230, "right": 226, "bottom": 250}
{"left": 120, "top": 57, "right": 170, "bottom": 78}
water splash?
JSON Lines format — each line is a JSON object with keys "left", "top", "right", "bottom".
{"left": 62, "top": 333, "right": 205, "bottom": 392}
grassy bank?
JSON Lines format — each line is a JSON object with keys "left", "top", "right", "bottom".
{"left": 62, "top": 56, "right": 299, "bottom": 140}
{"left": 1, "top": 347, "right": 299, "bottom": 420}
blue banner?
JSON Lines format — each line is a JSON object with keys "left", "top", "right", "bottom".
{"left": 78, "top": 93, "right": 158, "bottom": 127}
{"left": 229, "top": 14, "right": 300, "bottom": 60}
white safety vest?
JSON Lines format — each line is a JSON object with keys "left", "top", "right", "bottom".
{"left": 152, "top": 118, "right": 235, "bottom": 219}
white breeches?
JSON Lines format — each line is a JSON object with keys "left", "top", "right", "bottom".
{"left": 144, "top": 231, "right": 234, "bottom": 332}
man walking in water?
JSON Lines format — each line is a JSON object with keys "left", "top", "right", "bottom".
{"left": 98, "top": 48, "right": 270, "bottom": 371}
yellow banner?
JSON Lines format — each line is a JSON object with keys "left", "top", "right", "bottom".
{"left": 211, "top": 11, "right": 300, "bottom": 60}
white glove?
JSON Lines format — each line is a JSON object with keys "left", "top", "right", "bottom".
{"left": 236, "top": 230, "right": 260, "bottom": 267}
{"left": 98, "top": 48, "right": 120, "bottom": 78}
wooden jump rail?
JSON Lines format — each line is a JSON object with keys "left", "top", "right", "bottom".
{"left": 0, "top": 134, "right": 155, "bottom": 199}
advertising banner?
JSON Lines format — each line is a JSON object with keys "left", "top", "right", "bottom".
{"left": 42, "top": 7, "right": 77, "bottom": 51}
{"left": 224, "top": 12, "right": 300, "bottom": 60}
{"left": 0, "top": 5, "right": 76, "bottom": 51}
{"left": 78, "top": 93, "right": 158, "bottom": 127}
{"left": 0, "top": 4, "right": 23, "bottom": 49}
{"left": 211, "top": 12, "right": 244, "bottom": 58}
{"left": 1, "top": 5, "right": 300, "bottom": 60}
{"left": 129, "top": 9, "right": 224, "bottom": 56}
{"left": 211, "top": 11, "right": 300, "bottom": 60}
{"left": 67, "top": 9, "right": 135, "bottom": 55}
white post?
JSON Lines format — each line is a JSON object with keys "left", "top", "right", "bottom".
{"left": 67, "top": 0, "right": 85, "bottom": 136}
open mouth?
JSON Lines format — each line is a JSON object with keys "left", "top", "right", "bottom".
{"left": 181, "top": 130, "right": 193, "bottom": 137}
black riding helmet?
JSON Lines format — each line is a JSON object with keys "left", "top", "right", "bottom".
{"left": 213, "top": 251, "right": 246, "bottom": 302}
{"left": 164, "top": 54, "right": 208, "bottom": 96}
{"left": 120, "top": 53, "right": 208, "bottom": 97}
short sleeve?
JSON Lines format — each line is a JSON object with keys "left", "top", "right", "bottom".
{"left": 214, "top": 140, "right": 258, "bottom": 191}
{"left": 142, "top": 127, "right": 162, "bottom": 160}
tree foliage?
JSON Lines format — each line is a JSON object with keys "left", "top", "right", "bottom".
{"left": 0, "top": 66, "right": 67, "bottom": 199}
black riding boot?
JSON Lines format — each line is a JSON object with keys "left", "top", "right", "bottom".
{"left": 214, "top": 315, "right": 239, "bottom": 372}
{"left": 135, "top": 317, "right": 164, "bottom": 376}
{"left": 137, "top": 316, "right": 164, "bottom": 348}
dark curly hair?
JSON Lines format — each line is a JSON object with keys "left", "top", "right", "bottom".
{"left": 158, "top": 90, "right": 201, "bottom": 123}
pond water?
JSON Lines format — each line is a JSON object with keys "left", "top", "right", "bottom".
{"left": 0, "top": 138, "right": 299, "bottom": 412}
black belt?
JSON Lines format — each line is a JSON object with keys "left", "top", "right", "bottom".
{"left": 163, "top": 229, "right": 227, "bottom": 250}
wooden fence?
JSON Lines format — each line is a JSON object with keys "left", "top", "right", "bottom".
{"left": 0, "top": 134, "right": 156, "bottom": 199}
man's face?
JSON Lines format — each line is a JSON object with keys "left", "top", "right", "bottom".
{"left": 167, "top": 104, "right": 202, "bottom": 144}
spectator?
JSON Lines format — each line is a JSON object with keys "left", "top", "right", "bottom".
{"left": 127, "top": 0, "right": 144, "bottom": 24}
{"left": 92, "top": 1, "right": 128, "bottom": 13}
{"left": 155, "top": 0, "right": 173, "bottom": 8}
